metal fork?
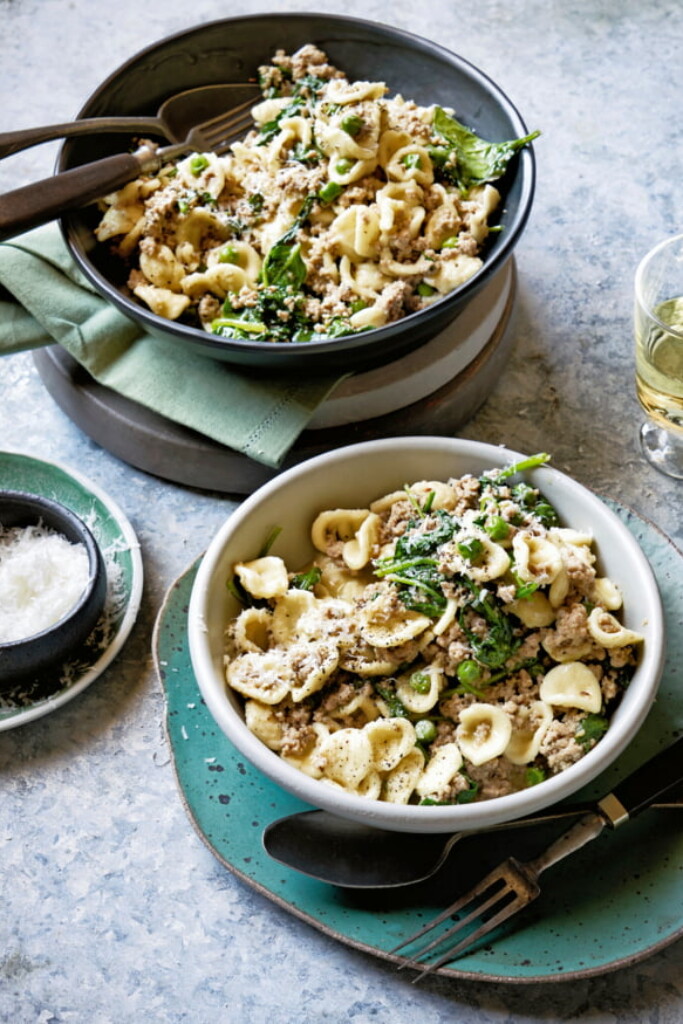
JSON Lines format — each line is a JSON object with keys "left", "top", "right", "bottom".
{"left": 391, "top": 813, "right": 603, "bottom": 981}
{"left": 0, "top": 95, "right": 257, "bottom": 242}
{"left": 160, "top": 96, "right": 256, "bottom": 159}
{"left": 391, "top": 735, "right": 683, "bottom": 982}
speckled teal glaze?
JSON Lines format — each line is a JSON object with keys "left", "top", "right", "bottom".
{"left": 156, "top": 501, "right": 683, "bottom": 983}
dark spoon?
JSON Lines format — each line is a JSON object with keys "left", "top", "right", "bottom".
{"left": 263, "top": 782, "right": 683, "bottom": 889}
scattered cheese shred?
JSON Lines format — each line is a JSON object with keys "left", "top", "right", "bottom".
{"left": 0, "top": 524, "right": 90, "bottom": 643}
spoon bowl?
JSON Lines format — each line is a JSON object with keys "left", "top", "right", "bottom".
{"left": 263, "top": 786, "right": 683, "bottom": 889}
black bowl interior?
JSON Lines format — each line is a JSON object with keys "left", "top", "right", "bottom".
{"left": 61, "top": 13, "right": 536, "bottom": 373}
{"left": 0, "top": 491, "right": 107, "bottom": 683}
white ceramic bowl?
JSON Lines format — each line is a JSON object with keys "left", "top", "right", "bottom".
{"left": 188, "top": 438, "right": 665, "bottom": 833}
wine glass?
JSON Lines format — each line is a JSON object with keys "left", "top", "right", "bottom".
{"left": 634, "top": 233, "right": 683, "bottom": 479}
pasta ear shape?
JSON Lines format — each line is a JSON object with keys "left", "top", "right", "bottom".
{"left": 131, "top": 283, "right": 191, "bottom": 320}
{"left": 281, "top": 723, "right": 331, "bottom": 779}
{"left": 506, "top": 590, "right": 556, "bottom": 628}
{"left": 342, "top": 512, "right": 381, "bottom": 570}
{"left": 396, "top": 665, "right": 444, "bottom": 714}
{"left": 382, "top": 748, "right": 425, "bottom": 804}
{"left": 244, "top": 700, "right": 284, "bottom": 751}
{"left": 512, "top": 532, "right": 563, "bottom": 586}
{"left": 311, "top": 508, "right": 371, "bottom": 554}
{"left": 234, "top": 556, "right": 289, "bottom": 599}
{"left": 504, "top": 701, "right": 554, "bottom": 765}
{"left": 364, "top": 717, "right": 417, "bottom": 772}
{"left": 270, "top": 589, "right": 319, "bottom": 643}
{"left": 225, "top": 651, "right": 292, "bottom": 705}
{"left": 591, "top": 577, "right": 624, "bottom": 611}
{"left": 289, "top": 641, "right": 340, "bottom": 702}
{"left": 139, "top": 243, "right": 186, "bottom": 290}
{"left": 359, "top": 591, "right": 431, "bottom": 648}
{"left": 230, "top": 606, "right": 272, "bottom": 653}
{"left": 441, "top": 529, "right": 511, "bottom": 583}
{"left": 355, "top": 770, "right": 383, "bottom": 800}
{"left": 321, "top": 728, "right": 374, "bottom": 790}
{"left": 586, "top": 607, "right": 644, "bottom": 648}
{"left": 539, "top": 662, "right": 602, "bottom": 712}
{"left": 456, "top": 703, "right": 513, "bottom": 766}
{"left": 414, "top": 742, "right": 463, "bottom": 801}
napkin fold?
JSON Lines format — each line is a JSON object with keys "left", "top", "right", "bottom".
{"left": 0, "top": 225, "right": 345, "bottom": 468}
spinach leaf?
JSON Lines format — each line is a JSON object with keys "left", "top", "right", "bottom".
{"left": 260, "top": 195, "right": 315, "bottom": 289}
{"left": 432, "top": 107, "right": 540, "bottom": 190}
{"left": 395, "top": 509, "right": 459, "bottom": 559}
{"left": 458, "top": 581, "right": 521, "bottom": 668}
{"left": 576, "top": 713, "right": 609, "bottom": 748}
{"left": 510, "top": 483, "right": 560, "bottom": 528}
{"left": 375, "top": 685, "right": 410, "bottom": 718}
{"left": 291, "top": 566, "right": 322, "bottom": 591}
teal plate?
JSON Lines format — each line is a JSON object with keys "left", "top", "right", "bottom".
{"left": 154, "top": 502, "right": 683, "bottom": 983}
{"left": 0, "top": 450, "right": 143, "bottom": 730}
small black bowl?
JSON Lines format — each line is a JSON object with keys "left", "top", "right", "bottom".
{"left": 60, "top": 12, "right": 537, "bottom": 374}
{"left": 0, "top": 491, "right": 107, "bottom": 687}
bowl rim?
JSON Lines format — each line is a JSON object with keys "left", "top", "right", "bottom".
{"left": 188, "top": 437, "right": 666, "bottom": 833}
{"left": 0, "top": 489, "right": 105, "bottom": 653}
{"left": 61, "top": 12, "right": 537, "bottom": 366}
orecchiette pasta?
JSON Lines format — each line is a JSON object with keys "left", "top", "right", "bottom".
{"left": 539, "top": 662, "right": 603, "bottom": 713}
{"left": 94, "top": 44, "right": 537, "bottom": 345}
{"left": 222, "top": 453, "right": 644, "bottom": 806}
{"left": 586, "top": 607, "right": 644, "bottom": 648}
{"left": 456, "top": 703, "right": 513, "bottom": 766}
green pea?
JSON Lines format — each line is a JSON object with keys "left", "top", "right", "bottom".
{"left": 218, "top": 245, "right": 239, "bottom": 265}
{"left": 457, "top": 659, "right": 482, "bottom": 685}
{"left": 441, "top": 235, "right": 460, "bottom": 249}
{"left": 190, "top": 154, "right": 209, "bottom": 176}
{"left": 335, "top": 158, "right": 354, "bottom": 175}
{"left": 401, "top": 152, "right": 422, "bottom": 170}
{"left": 341, "top": 114, "right": 363, "bottom": 137}
{"left": 416, "top": 282, "right": 436, "bottom": 297}
{"left": 409, "top": 671, "right": 431, "bottom": 694}
{"left": 318, "top": 181, "right": 343, "bottom": 204}
{"left": 415, "top": 719, "right": 437, "bottom": 743}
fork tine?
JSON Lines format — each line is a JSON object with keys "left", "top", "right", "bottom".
{"left": 392, "top": 857, "right": 541, "bottom": 981}
{"left": 183, "top": 95, "right": 257, "bottom": 154}
{"left": 198, "top": 97, "right": 256, "bottom": 139}
{"left": 203, "top": 115, "right": 255, "bottom": 155}
{"left": 390, "top": 867, "right": 508, "bottom": 956}
{"left": 395, "top": 871, "right": 511, "bottom": 967}
{"left": 410, "top": 888, "right": 533, "bottom": 982}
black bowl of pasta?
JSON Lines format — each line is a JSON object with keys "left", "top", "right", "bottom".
{"left": 60, "top": 13, "right": 537, "bottom": 373}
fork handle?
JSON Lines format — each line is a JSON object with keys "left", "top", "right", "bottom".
{"left": 606, "top": 734, "right": 683, "bottom": 822}
{"left": 0, "top": 151, "right": 151, "bottom": 242}
{"left": 0, "top": 117, "right": 164, "bottom": 159}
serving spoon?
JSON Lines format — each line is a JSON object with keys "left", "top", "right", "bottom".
{"left": 0, "top": 83, "right": 259, "bottom": 158}
{"left": 263, "top": 781, "right": 683, "bottom": 889}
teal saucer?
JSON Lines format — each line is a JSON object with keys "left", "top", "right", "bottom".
{"left": 153, "top": 502, "right": 683, "bottom": 983}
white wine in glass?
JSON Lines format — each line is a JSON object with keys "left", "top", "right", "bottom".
{"left": 634, "top": 236, "right": 683, "bottom": 479}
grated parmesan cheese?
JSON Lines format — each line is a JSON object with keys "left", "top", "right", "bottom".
{"left": 0, "top": 524, "right": 90, "bottom": 643}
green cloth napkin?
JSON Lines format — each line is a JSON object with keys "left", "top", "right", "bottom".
{"left": 0, "top": 225, "right": 345, "bottom": 468}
